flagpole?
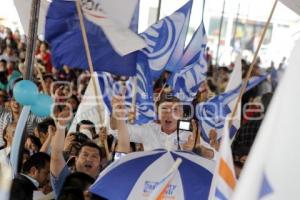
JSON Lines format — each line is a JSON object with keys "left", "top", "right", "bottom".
{"left": 129, "top": 76, "right": 137, "bottom": 124}
{"left": 36, "top": 63, "right": 49, "bottom": 95}
{"left": 215, "top": 0, "right": 226, "bottom": 95}
{"left": 25, "top": 0, "right": 41, "bottom": 80}
{"left": 228, "top": 0, "right": 278, "bottom": 131}
{"left": 156, "top": 0, "right": 162, "bottom": 22}
{"left": 75, "top": 0, "right": 111, "bottom": 160}
{"left": 11, "top": 0, "right": 41, "bottom": 174}
{"left": 231, "top": 3, "right": 240, "bottom": 53}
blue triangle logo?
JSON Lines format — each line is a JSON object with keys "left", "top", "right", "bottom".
{"left": 258, "top": 172, "right": 273, "bottom": 199}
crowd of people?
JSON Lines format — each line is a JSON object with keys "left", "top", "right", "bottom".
{"left": 0, "top": 24, "right": 285, "bottom": 200}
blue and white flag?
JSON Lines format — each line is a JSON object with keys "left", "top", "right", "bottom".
{"left": 134, "top": 55, "right": 156, "bottom": 124}
{"left": 45, "top": 0, "right": 145, "bottom": 76}
{"left": 164, "top": 0, "right": 192, "bottom": 73}
{"left": 179, "top": 22, "right": 207, "bottom": 69}
{"left": 209, "top": 121, "right": 236, "bottom": 200}
{"left": 196, "top": 75, "right": 267, "bottom": 143}
{"left": 139, "top": 0, "right": 193, "bottom": 79}
{"left": 168, "top": 23, "right": 208, "bottom": 102}
{"left": 232, "top": 38, "right": 300, "bottom": 200}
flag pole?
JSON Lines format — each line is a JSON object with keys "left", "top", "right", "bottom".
{"left": 36, "top": 63, "right": 49, "bottom": 95}
{"left": 228, "top": 0, "right": 278, "bottom": 130}
{"left": 10, "top": 0, "right": 41, "bottom": 175}
{"left": 215, "top": 0, "right": 226, "bottom": 95}
{"left": 156, "top": 0, "right": 162, "bottom": 22}
{"left": 75, "top": 0, "right": 111, "bottom": 160}
{"left": 129, "top": 76, "right": 137, "bottom": 124}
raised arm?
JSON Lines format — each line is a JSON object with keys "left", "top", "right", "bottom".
{"left": 50, "top": 110, "right": 71, "bottom": 177}
{"left": 111, "top": 95, "right": 130, "bottom": 153}
{"left": 40, "top": 125, "right": 55, "bottom": 153}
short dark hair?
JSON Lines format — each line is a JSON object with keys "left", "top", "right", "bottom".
{"left": 37, "top": 118, "right": 56, "bottom": 134}
{"left": 76, "top": 120, "right": 96, "bottom": 136}
{"left": 58, "top": 187, "right": 84, "bottom": 200}
{"left": 27, "top": 135, "right": 42, "bottom": 150}
{"left": 22, "top": 152, "right": 50, "bottom": 174}
{"left": 157, "top": 93, "right": 181, "bottom": 107}
{"left": 78, "top": 142, "right": 102, "bottom": 160}
{"left": 61, "top": 172, "right": 95, "bottom": 192}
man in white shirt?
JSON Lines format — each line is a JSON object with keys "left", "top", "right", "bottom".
{"left": 111, "top": 94, "right": 198, "bottom": 151}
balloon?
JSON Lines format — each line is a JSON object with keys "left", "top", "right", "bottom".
{"left": 31, "top": 94, "right": 53, "bottom": 117}
{"left": 13, "top": 80, "right": 39, "bottom": 105}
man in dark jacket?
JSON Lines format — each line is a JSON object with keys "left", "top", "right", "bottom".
{"left": 10, "top": 152, "right": 50, "bottom": 200}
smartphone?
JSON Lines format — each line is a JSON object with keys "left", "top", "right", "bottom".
{"left": 177, "top": 120, "right": 192, "bottom": 131}
{"left": 113, "top": 152, "right": 127, "bottom": 160}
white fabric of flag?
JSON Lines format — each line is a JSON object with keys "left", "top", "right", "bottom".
{"left": 232, "top": 39, "right": 300, "bottom": 200}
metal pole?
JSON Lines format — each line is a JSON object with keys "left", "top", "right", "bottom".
{"left": 232, "top": 3, "right": 240, "bottom": 52}
{"left": 156, "top": 0, "right": 162, "bottom": 22}
{"left": 13, "top": 0, "right": 41, "bottom": 173}
{"left": 215, "top": 0, "right": 226, "bottom": 94}
{"left": 25, "top": 0, "right": 41, "bottom": 80}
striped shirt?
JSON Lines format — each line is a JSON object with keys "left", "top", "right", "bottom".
{"left": 0, "top": 106, "right": 43, "bottom": 147}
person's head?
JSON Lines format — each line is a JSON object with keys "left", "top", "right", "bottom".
{"left": 9, "top": 98, "right": 21, "bottom": 114}
{"left": 43, "top": 74, "right": 54, "bottom": 91}
{"left": 75, "top": 142, "right": 102, "bottom": 178}
{"left": 0, "top": 59, "right": 7, "bottom": 71}
{"left": 36, "top": 118, "right": 56, "bottom": 143}
{"left": 3, "top": 123, "right": 17, "bottom": 147}
{"left": 25, "top": 135, "right": 42, "bottom": 154}
{"left": 22, "top": 149, "right": 30, "bottom": 165}
{"left": 76, "top": 120, "right": 97, "bottom": 140}
{"left": 22, "top": 152, "right": 50, "bottom": 187}
{"left": 157, "top": 94, "right": 183, "bottom": 134}
{"left": 39, "top": 42, "right": 49, "bottom": 52}
{"left": 58, "top": 172, "right": 95, "bottom": 200}
{"left": 67, "top": 95, "right": 80, "bottom": 113}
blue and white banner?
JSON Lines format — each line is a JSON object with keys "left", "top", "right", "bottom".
{"left": 45, "top": 0, "right": 144, "bottom": 76}
{"left": 196, "top": 75, "right": 267, "bottom": 143}
{"left": 139, "top": 0, "right": 193, "bottom": 79}
{"left": 168, "top": 22, "right": 208, "bottom": 102}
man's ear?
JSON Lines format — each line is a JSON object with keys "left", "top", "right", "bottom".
{"left": 29, "top": 166, "right": 38, "bottom": 177}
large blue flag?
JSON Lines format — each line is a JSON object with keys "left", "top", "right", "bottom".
{"left": 167, "top": 22, "right": 208, "bottom": 102}
{"left": 45, "top": 0, "right": 143, "bottom": 76}
{"left": 139, "top": 0, "right": 193, "bottom": 80}
{"left": 196, "top": 75, "right": 267, "bottom": 143}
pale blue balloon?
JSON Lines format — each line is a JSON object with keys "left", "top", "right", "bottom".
{"left": 31, "top": 94, "right": 53, "bottom": 117}
{"left": 13, "top": 80, "right": 39, "bottom": 105}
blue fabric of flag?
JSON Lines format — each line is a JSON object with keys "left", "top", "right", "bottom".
{"left": 139, "top": 0, "right": 193, "bottom": 80}
{"left": 196, "top": 75, "right": 268, "bottom": 142}
{"left": 167, "top": 22, "right": 208, "bottom": 102}
{"left": 45, "top": 0, "right": 138, "bottom": 76}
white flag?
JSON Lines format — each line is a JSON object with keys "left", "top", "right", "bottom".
{"left": 279, "top": 0, "right": 300, "bottom": 15}
{"left": 232, "top": 39, "right": 300, "bottom": 200}
{"left": 226, "top": 54, "right": 242, "bottom": 142}
{"left": 68, "top": 73, "right": 109, "bottom": 134}
{"left": 81, "top": 0, "right": 146, "bottom": 55}
{"left": 209, "top": 121, "right": 236, "bottom": 200}
{"left": 13, "top": 0, "right": 50, "bottom": 36}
